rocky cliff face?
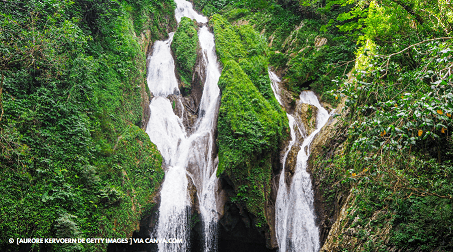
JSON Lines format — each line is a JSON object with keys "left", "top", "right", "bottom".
{"left": 305, "top": 95, "right": 395, "bottom": 251}
{"left": 216, "top": 173, "right": 279, "bottom": 252}
{"left": 305, "top": 97, "right": 396, "bottom": 251}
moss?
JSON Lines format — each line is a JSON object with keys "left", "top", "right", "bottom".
{"left": 210, "top": 14, "right": 246, "bottom": 63}
{"left": 87, "top": 124, "right": 164, "bottom": 246}
{"left": 209, "top": 4, "right": 355, "bottom": 105}
{"left": 211, "top": 15, "right": 282, "bottom": 109}
{"left": 217, "top": 60, "right": 284, "bottom": 172}
{"left": 212, "top": 14, "right": 289, "bottom": 228}
{"left": 171, "top": 17, "right": 199, "bottom": 92}
{"left": 216, "top": 60, "right": 287, "bottom": 224}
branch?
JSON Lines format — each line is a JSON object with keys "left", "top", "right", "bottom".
{"left": 386, "top": 37, "right": 453, "bottom": 59}
{"left": 388, "top": 166, "right": 453, "bottom": 200}
{"left": 379, "top": 37, "right": 453, "bottom": 79}
{"left": 325, "top": 59, "right": 355, "bottom": 76}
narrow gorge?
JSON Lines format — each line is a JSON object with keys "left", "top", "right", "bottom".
{"left": 141, "top": 1, "right": 333, "bottom": 251}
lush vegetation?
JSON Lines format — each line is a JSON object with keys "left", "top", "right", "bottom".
{"left": 211, "top": 14, "right": 289, "bottom": 228}
{"left": 308, "top": 0, "right": 453, "bottom": 250}
{"left": 196, "top": 0, "right": 356, "bottom": 104}
{"left": 204, "top": 0, "right": 453, "bottom": 250}
{"left": 2, "top": 0, "right": 452, "bottom": 251}
{"left": 324, "top": 43, "right": 453, "bottom": 251}
{"left": 217, "top": 60, "right": 282, "bottom": 226}
{"left": 0, "top": 0, "right": 176, "bottom": 251}
{"left": 171, "top": 16, "right": 199, "bottom": 93}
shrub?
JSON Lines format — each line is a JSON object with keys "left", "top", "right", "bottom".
{"left": 171, "top": 17, "right": 199, "bottom": 92}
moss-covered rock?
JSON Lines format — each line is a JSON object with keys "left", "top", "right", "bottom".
{"left": 212, "top": 13, "right": 288, "bottom": 233}
{"left": 217, "top": 60, "right": 285, "bottom": 174}
{"left": 209, "top": 14, "right": 246, "bottom": 64}
{"left": 171, "top": 17, "right": 199, "bottom": 93}
{"left": 216, "top": 59, "right": 287, "bottom": 227}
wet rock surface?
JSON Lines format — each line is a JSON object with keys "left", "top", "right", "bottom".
{"left": 307, "top": 98, "right": 350, "bottom": 248}
{"left": 284, "top": 144, "right": 301, "bottom": 186}
{"left": 166, "top": 94, "right": 184, "bottom": 118}
{"left": 295, "top": 102, "right": 318, "bottom": 135}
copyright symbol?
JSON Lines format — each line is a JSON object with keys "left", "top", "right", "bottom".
{"left": 9, "top": 238, "right": 14, "bottom": 243}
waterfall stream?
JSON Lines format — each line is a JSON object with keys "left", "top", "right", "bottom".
{"left": 145, "top": 1, "right": 220, "bottom": 251}
{"left": 270, "top": 71, "right": 332, "bottom": 252}
{"left": 145, "top": 1, "right": 330, "bottom": 250}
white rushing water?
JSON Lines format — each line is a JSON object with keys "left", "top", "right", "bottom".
{"left": 269, "top": 70, "right": 284, "bottom": 105}
{"left": 145, "top": 1, "right": 220, "bottom": 251}
{"left": 174, "top": 0, "right": 207, "bottom": 23}
{"left": 147, "top": 33, "right": 179, "bottom": 97}
{"left": 270, "top": 71, "right": 331, "bottom": 252}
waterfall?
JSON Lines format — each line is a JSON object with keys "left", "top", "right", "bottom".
{"left": 146, "top": 33, "right": 180, "bottom": 97}
{"left": 174, "top": 0, "right": 207, "bottom": 23}
{"left": 145, "top": 1, "right": 221, "bottom": 251}
{"left": 270, "top": 71, "right": 332, "bottom": 252}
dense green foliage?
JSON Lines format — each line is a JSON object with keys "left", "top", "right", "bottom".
{"left": 310, "top": 0, "right": 453, "bottom": 250}
{"left": 3, "top": 0, "right": 452, "bottom": 250}
{"left": 0, "top": 0, "right": 175, "bottom": 251}
{"left": 171, "top": 17, "right": 199, "bottom": 92}
{"left": 217, "top": 61, "right": 278, "bottom": 224}
{"left": 204, "top": 0, "right": 453, "bottom": 250}
{"left": 196, "top": 0, "right": 356, "bottom": 104}
{"left": 211, "top": 14, "right": 288, "bottom": 227}
{"left": 327, "top": 43, "right": 453, "bottom": 251}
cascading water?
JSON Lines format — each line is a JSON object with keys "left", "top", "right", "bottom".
{"left": 270, "top": 71, "right": 332, "bottom": 252}
{"left": 145, "top": 1, "right": 221, "bottom": 251}
{"left": 174, "top": 0, "right": 207, "bottom": 23}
